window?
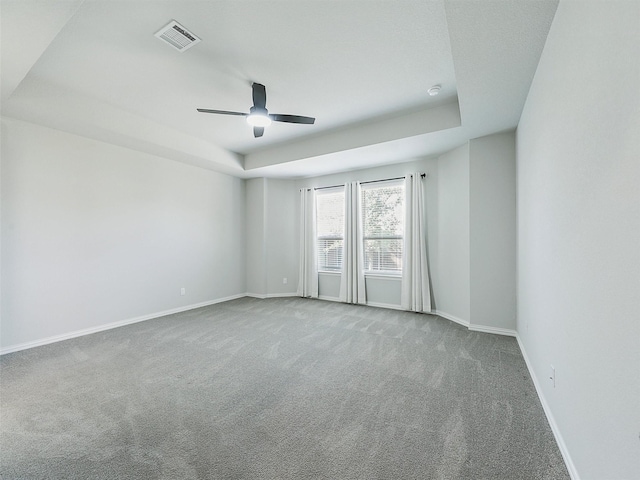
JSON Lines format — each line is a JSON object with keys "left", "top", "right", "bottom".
{"left": 361, "top": 180, "right": 405, "bottom": 274}
{"left": 316, "top": 187, "right": 345, "bottom": 272}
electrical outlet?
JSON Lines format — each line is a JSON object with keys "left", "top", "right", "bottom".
{"left": 283, "top": 277, "right": 288, "bottom": 285}
{"left": 180, "top": 287, "right": 186, "bottom": 296}
{"left": 550, "top": 365, "right": 556, "bottom": 388}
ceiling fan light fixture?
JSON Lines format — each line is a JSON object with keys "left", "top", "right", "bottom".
{"left": 197, "top": 83, "right": 315, "bottom": 137}
{"left": 247, "top": 113, "right": 272, "bottom": 127}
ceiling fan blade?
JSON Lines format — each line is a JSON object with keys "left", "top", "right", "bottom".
{"left": 197, "top": 108, "right": 248, "bottom": 116}
{"left": 253, "top": 126, "right": 264, "bottom": 138}
{"left": 252, "top": 83, "right": 267, "bottom": 109}
{"left": 270, "top": 114, "right": 315, "bottom": 124}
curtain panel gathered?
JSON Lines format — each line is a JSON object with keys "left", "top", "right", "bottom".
{"left": 339, "top": 182, "right": 366, "bottom": 304}
{"left": 297, "top": 188, "right": 319, "bottom": 298}
{"left": 401, "top": 174, "right": 432, "bottom": 313}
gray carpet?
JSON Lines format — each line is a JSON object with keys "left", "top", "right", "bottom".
{"left": 1, "top": 297, "right": 569, "bottom": 479}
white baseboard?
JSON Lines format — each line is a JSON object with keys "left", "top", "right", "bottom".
{"left": 516, "top": 334, "right": 580, "bottom": 480}
{"left": 365, "top": 301, "right": 405, "bottom": 311}
{"left": 317, "top": 297, "right": 405, "bottom": 312}
{"left": 247, "top": 297, "right": 516, "bottom": 339}
{"left": 433, "top": 310, "right": 518, "bottom": 338}
{"left": 434, "top": 310, "right": 470, "bottom": 328}
{"left": 318, "top": 295, "right": 341, "bottom": 302}
{"left": 469, "top": 324, "right": 517, "bottom": 337}
{"left": 316, "top": 296, "right": 401, "bottom": 313}
{"left": 0, "top": 293, "right": 246, "bottom": 356}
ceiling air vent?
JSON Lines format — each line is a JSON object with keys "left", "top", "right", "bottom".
{"left": 154, "top": 20, "right": 201, "bottom": 52}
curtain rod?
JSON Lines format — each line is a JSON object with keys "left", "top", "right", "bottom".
{"left": 314, "top": 184, "right": 344, "bottom": 191}
{"left": 358, "top": 173, "right": 427, "bottom": 185}
{"left": 312, "top": 173, "right": 426, "bottom": 191}
{"left": 360, "top": 176, "right": 405, "bottom": 185}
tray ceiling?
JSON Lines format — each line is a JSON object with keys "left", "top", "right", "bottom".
{"left": 1, "top": 0, "right": 558, "bottom": 178}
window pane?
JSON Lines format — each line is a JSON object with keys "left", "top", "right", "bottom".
{"left": 361, "top": 181, "right": 404, "bottom": 272}
{"left": 362, "top": 183, "right": 404, "bottom": 237}
{"left": 364, "top": 239, "right": 403, "bottom": 272}
{"left": 317, "top": 238, "right": 343, "bottom": 271}
{"left": 316, "top": 188, "right": 345, "bottom": 271}
{"left": 316, "top": 189, "right": 344, "bottom": 237}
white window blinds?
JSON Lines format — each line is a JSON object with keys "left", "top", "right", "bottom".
{"left": 361, "top": 179, "right": 405, "bottom": 273}
{"left": 316, "top": 187, "right": 345, "bottom": 272}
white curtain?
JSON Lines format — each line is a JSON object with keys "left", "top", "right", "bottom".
{"left": 339, "top": 182, "right": 366, "bottom": 304}
{"left": 401, "top": 174, "right": 432, "bottom": 313}
{"left": 297, "top": 188, "right": 318, "bottom": 298}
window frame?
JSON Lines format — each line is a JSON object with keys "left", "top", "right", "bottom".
{"left": 315, "top": 185, "right": 346, "bottom": 273}
{"left": 360, "top": 179, "right": 405, "bottom": 277}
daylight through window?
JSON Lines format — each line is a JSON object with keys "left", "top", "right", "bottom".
{"left": 361, "top": 180, "right": 405, "bottom": 273}
{"left": 316, "top": 187, "right": 345, "bottom": 272}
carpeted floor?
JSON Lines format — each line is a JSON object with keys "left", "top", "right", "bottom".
{"left": 1, "top": 297, "right": 569, "bottom": 479}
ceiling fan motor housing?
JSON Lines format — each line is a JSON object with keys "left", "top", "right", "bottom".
{"left": 249, "top": 106, "right": 269, "bottom": 116}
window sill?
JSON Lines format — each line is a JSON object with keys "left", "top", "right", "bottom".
{"left": 319, "top": 271, "right": 402, "bottom": 280}
{"left": 364, "top": 272, "right": 402, "bottom": 280}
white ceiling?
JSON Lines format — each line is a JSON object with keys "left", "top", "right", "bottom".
{"left": 1, "top": 0, "right": 558, "bottom": 179}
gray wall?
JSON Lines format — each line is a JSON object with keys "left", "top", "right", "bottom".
{"left": 434, "top": 133, "right": 517, "bottom": 332}
{"left": 245, "top": 178, "right": 267, "bottom": 296}
{"left": 469, "top": 133, "right": 516, "bottom": 332}
{"left": 516, "top": 0, "right": 640, "bottom": 477}
{"left": 435, "top": 143, "right": 470, "bottom": 323}
{"left": 1, "top": 118, "right": 246, "bottom": 350}
{"left": 245, "top": 177, "right": 298, "bottom": 298}
{"left": 265, "top": 179, "right": 298, "bottom": 295}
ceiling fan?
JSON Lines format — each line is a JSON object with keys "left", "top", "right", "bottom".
{"left": 197, "top": 83, "right": 315, "bottom": 138}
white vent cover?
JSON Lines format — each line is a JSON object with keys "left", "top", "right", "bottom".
{"left": 155, "top": 20, "right": 201, "bottom": 52}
